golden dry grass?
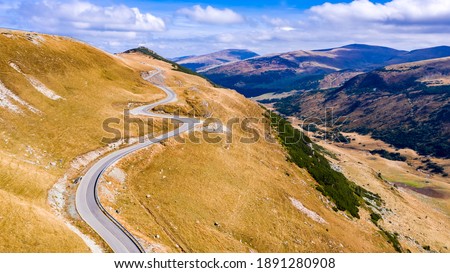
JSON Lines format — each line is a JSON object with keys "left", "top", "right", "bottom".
{"left": 0, "top": 29, "right": 165, "bottom": 252}
{"left": 306, "top": 131, "right": 450, "bottom": 252}
{"left": 2, "top": 30, "right": 442, "bottom": 253}
{"left": 0, "top": 189, "right": 88, "bottom": 252}
{"left": 99, "top": 53, "right": 394, "bottom": 253}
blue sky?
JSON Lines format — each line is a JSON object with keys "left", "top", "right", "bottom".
{"left": 109, "top": 0, "right": 391, "bottom": 9}
{"left": 1, "top": 0, "right": 450, "bottom": 57}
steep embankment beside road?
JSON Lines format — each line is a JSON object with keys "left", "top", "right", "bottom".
{"left": 0, "top": 29, "right": 165, "bottom": 252}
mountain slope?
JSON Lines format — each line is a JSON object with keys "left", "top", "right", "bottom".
{"left": 275, "top": 57, "right": 450, "bottom": 158}
{"left": 1, "top": 29, "right": 448, "bottom": 253}
{"left": 93, "top": 50, "right": 450, "bottom": 253}
{"left": 174, "top": 49, "right": 259, "bottom": 72}
{"left": 388, "top": 46, "right": 450, "bottom": 65}
{"left": 201, "top": 44, "right": 405, "bottom": 97}
{"left": 0, "top": 29, "right": 166, "bottom": 252}
{"left": 202, "top": 44, "right": 450, "bottom": 97}
{"left": 1, "top": 29, "right": 389, "bottom": 253}
{"left": 99, "top": 51, "right": 399, "bottom": 253}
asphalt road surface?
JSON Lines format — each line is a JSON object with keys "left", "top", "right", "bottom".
{"left": 76, "top": 68, "right": 199, "bottom": 253}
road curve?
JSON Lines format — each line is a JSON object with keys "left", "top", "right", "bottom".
{"left": 75, "top": 68, "right": 199, "bottom": 253}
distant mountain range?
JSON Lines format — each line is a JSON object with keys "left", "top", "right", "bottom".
{"left": 172, "top": 44, "right": 450, "bottom": 158}
{"left": 274, "top": 57, "right": 450, "bottom": 158}
{"left": 174, "top": 44, "right": 450, "bottom": 97}
{"left": 171, "top": 49, "right": 259, "bottom": 72}
{"left": 1, "top": 28, "right": 448, "bottom": 254}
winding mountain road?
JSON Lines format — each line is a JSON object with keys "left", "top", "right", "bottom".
{"left": 75, "top": 68, "right": 199, "bottom": 253}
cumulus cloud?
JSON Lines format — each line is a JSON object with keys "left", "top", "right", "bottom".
{"left": 262, "top": 16, "right": 290, "bottom": 27}
{"left": 296, "top": 0, "right": 450, "bottom": 50}
{"left": 23, "top": 0, "right": 165, "bottom": 32}
{"left": 3, "top": 0, "right": 450, "bottom": 57}
{"left": 261, "top": 16, "right": 295, "bottom": 31}
{"left": 177, "top": 5, "right": 244, "bottom": 25}
{"left": 310, "top": 0, "right": 450, "bottom": 25}
{"left": 216, "top": 33, "right": 235, "bottom": 43}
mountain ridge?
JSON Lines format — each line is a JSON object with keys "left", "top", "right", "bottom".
{"left": 1, "top": 29, "right": 449, "bottom": 254}
{"left": 173, "top": 49, "right": 259, "bottom": 72}
{"left": 274, "top": 56, "right": 450, "bottom": 158}
{"left": 198, "top": 44, "right": 450, "bottom": 97}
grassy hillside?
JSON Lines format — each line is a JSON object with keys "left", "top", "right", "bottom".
{"left": 1, "top": 29, "right": 446, "bottom": 253}
{"left": 269, "top": 112, "right": 361, "bottom": 217}
{"left": 123, "top": 47, "right": 220, "bottom": 87}
{"left": 0, "top": 29, "right": 164, "bottom": 252}
{"left": 97, "top": 53, "right": 395, "bottom": 253}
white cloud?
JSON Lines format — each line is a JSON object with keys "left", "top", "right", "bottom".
{"left": 262, "top": 16, "right": 290, "bottom": 27}
{"left": 216, "top": 33, "right": 235, "bottom": 43}
{"left": 279, "top": 26, "right": 295, "bottom": 32}
{"left": 26, "top": 0, "right": 165, "bottom": 32}
{"left": 3, "top": 0, "right": 450, "bottom": 57}
{"left": 310, "top": 0, "right": 450, "bottom": 25}
{"left": 177, "top": 5, "right": 244, "bottom": 25}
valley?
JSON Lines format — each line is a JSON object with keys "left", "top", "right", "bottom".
{"left": 0, "top": 28, "right": 448, "bottom": 254}
{"left": 311, "top": 131, "right": 450, "bottom": 252}
{"left": 95, "top": 51, "right": 397, "bottom": 253}
{"left": 176, "top": 44, "right": 450, "bottom": 253}
{"left": 273, "top": 57, "right": 450, "bottom": 159}
{"left": 197, "top": 44, "right": 450, "bottom": 97}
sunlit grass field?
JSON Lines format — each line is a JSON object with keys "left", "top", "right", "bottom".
{"left": 0, "top": 30, "right": 164, "bottom": 252}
